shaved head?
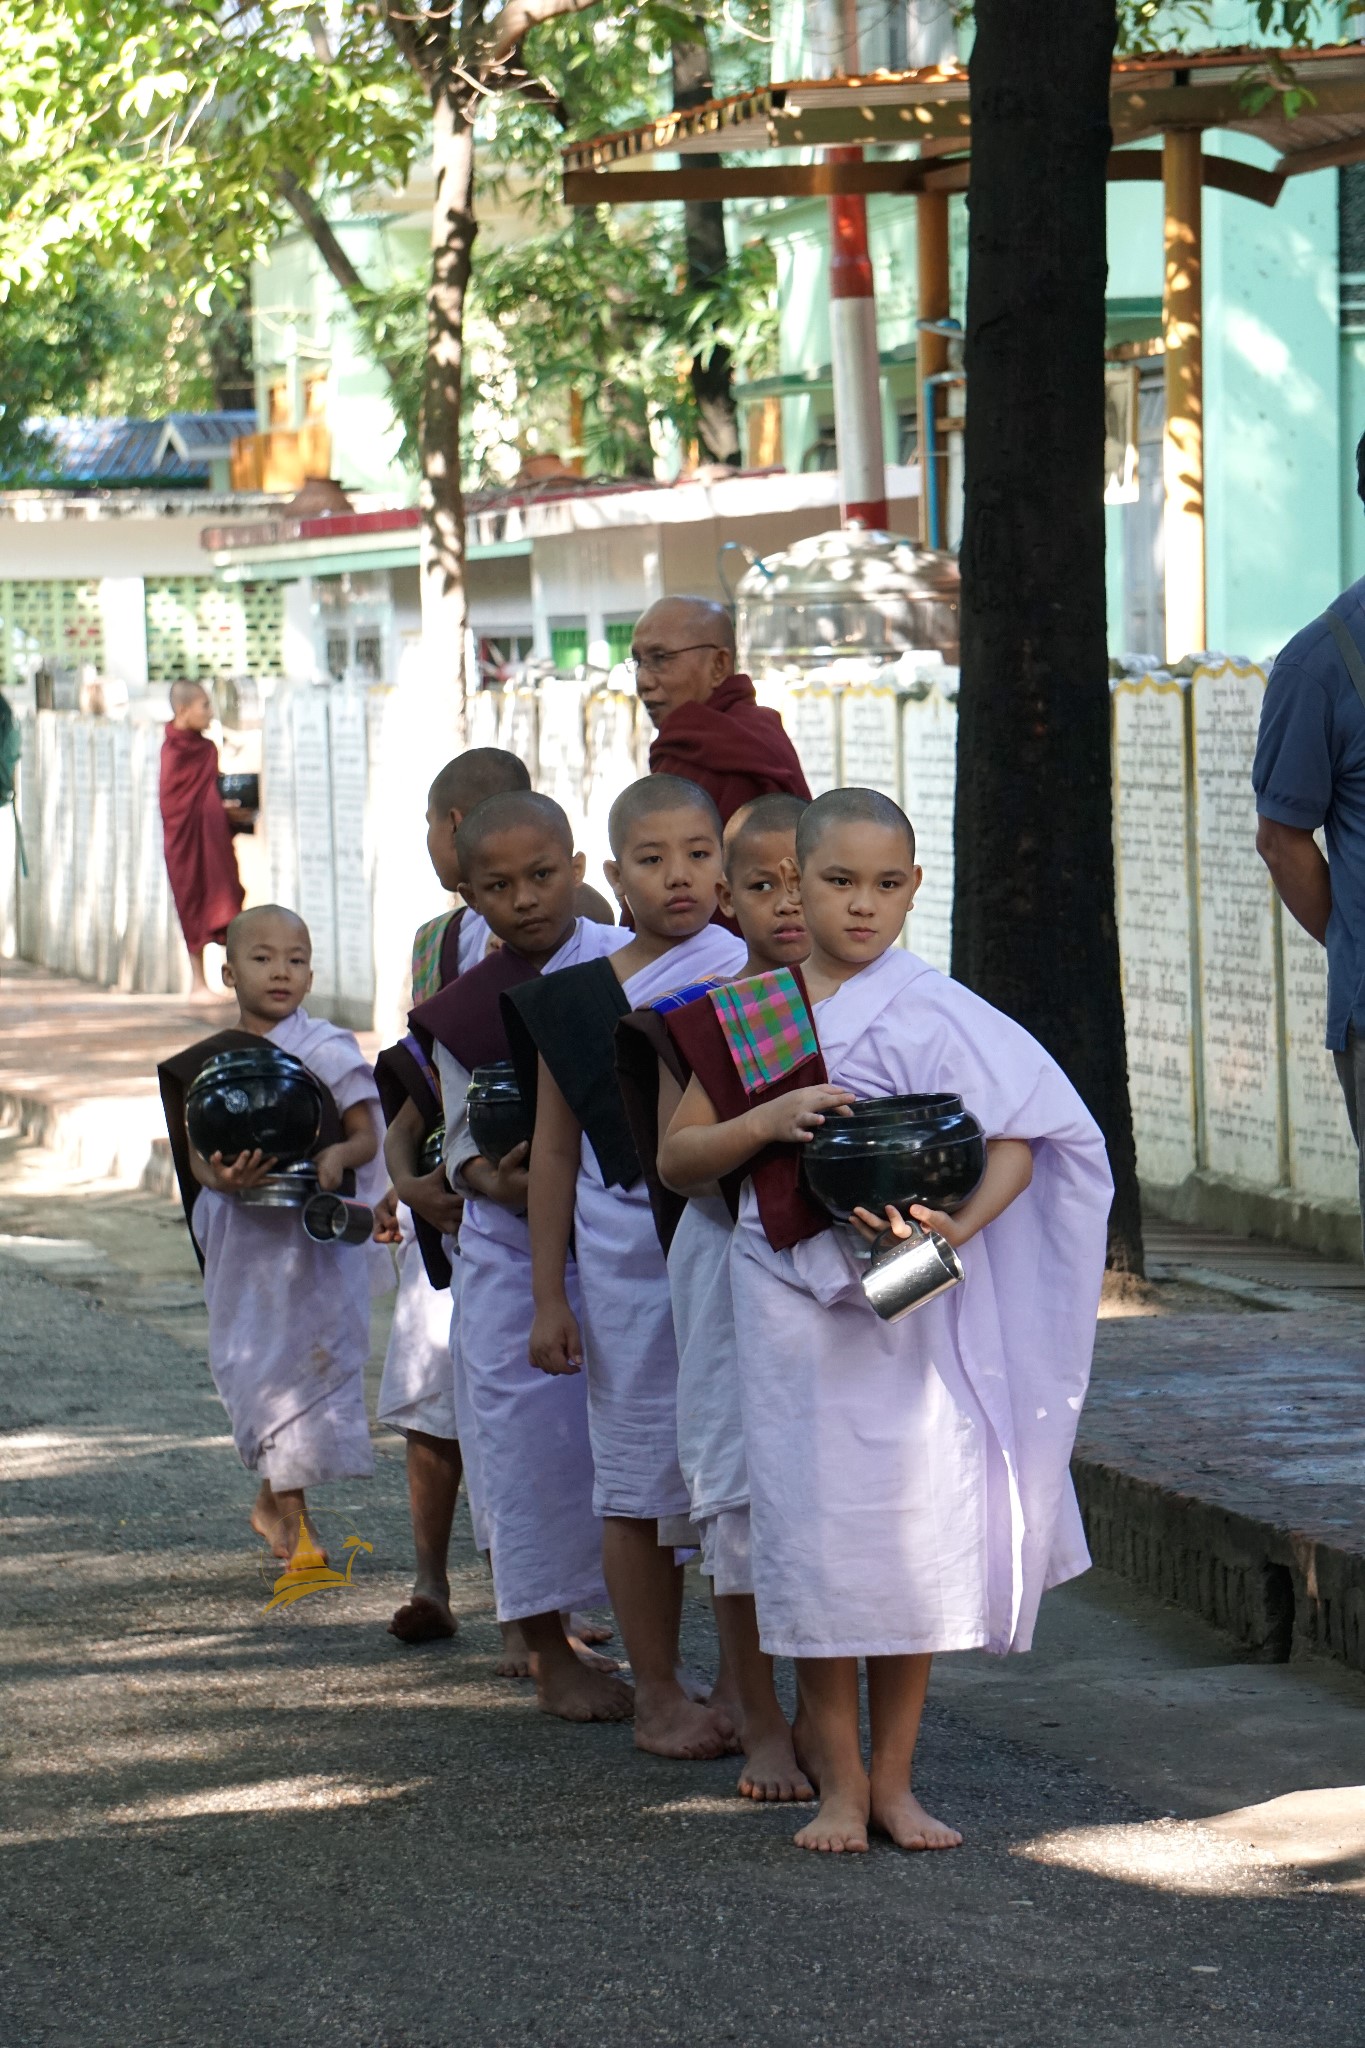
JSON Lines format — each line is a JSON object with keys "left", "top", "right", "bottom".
{"left": 632, "top": 595, "right": 736, "bottom": 658}
{"left": 607, "top": 773, "right": 722, "bottom": 859}
{"left": 428, "top": 747, "right": 531, "bottom": 820}
{"left": 795, "top": 787, "right": 916, "bottom": 867}
{"left": 169, "top": 679, "right": 209, "bottom": 711}
{"left": 225, "top": 903, "right": 310, "bottom": 962}
{"left": 455, "top": 790, "right": 573, "bottom": 874}
{"left": 723, "top": 792, "right": 808, "bottom": 877}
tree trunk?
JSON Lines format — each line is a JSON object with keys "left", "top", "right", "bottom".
{"left": 421, "top": 89, "right": 478, "bottom": 725}
{"left": 671, "top": 28, "right": 739, "bottom": 466}
{"left": 955, "top": 0, "right": 1143, "bottom": 1273}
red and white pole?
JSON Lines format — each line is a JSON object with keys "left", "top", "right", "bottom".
{"left": 824, "top": 0, "right": 886, "bottom": 533}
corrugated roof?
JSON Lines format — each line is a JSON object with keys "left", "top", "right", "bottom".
{"left": 15, "top": 413, "right": 256, "bottom": 487}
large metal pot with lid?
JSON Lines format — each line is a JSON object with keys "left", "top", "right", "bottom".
{"left": 736, "top": 528, "right": 960, "bottom": 684}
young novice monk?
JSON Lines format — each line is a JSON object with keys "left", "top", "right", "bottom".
{"left": 622, "top": 791, "right": 815, "bottom": 1801}
{"left": 412, "top": 790, "right": 635, "bottom": 1721}
{"left": 508, "top": 774, "right": 746, "bottom": 1758}
{"left": 658, "top": 788, "right": 1112, "bottom": 1852}
{"left": 376, "top": 747, "right": 528, "bottom": 1646}
{"left": 158, "top": 905, "right": 384, "bottom": 1569}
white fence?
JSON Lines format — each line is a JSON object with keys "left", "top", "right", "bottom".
{"left": 1, "top": 657, "right": 1356, "bottom": 1235}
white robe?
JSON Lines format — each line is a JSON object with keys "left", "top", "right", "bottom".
{"left": 728, "top": 948, "right": 1112, "bottom": 1660}
{"left": 376, "top": 1216, "right": 458, "bottom": 1440}
{"left": 668, "top": 1196, "right": 752, "bottom": 1592}
{"left": 574, "top": 924, "right": 747, "bottom": 1519}
{"left": 193, "top": 1007, "right": 386, "bottom": 1486}
{"left": 436, "top": 918, "right": 633, "bottom": 1621}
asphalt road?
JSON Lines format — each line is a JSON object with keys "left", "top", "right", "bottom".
{"left": 2, "top": 1233, "right": 1363, "bottom": 2048}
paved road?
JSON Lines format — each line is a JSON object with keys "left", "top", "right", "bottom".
{"left": 2, "top": 1224, "right": 1363, "bottom": 2047}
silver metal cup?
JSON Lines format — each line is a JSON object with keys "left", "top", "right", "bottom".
{"left": 861, "top": 1219, "right": 964, "bottom": 1322}
{"left": 301, "top": 1191, "right": 376, "bottom": 1246}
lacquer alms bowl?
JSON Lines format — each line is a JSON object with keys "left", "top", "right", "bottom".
{"left": 466, "top": 1062, "right": 532, "bottom": 1167}
{"left": 186, "top": 1045, "right": 323, "bottom": 1167}
{"left": 801, "top": 1091, "right": 986, "bottom": 1223}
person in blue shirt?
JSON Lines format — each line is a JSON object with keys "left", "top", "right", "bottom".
{"left": 1253, "top": 430, "right": 1365, "bottom": 1241}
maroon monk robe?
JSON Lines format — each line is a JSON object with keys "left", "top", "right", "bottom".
{"left": 647, "top": 671, "right": 811, "bottom": 824}
{"left": 158, "top": 724, "right": 245, "bottom": 952}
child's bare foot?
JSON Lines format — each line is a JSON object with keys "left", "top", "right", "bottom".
{"left": 738, "top": 1725, "right": 815, "bottom": 1803}
{"left": 869, "top": 1783, "right": 962, "bottom": 1851}
{"left": 250, "top": 1483, "right": 292, "bottom": 1560}
{"left": 536, "top": 1659, "right": 635, "bottom": 1724}
{"left": 389, "top": 1587, "right": 457, "bottom": 1644}
{"left": 567, "top": 1611, "right": 613, "bottom": 1646}
{"left": 794, "top": 1780, "right": 871, "bottom": 1854}
{"left": 496, "top": 1620, "right": 533, "bottom": 1678}
{"left": 634, "top": 1684, "right": 738, "bottom": 1760}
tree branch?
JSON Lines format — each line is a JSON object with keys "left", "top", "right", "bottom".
{"left": 484, "top": 0, "right": 599, "bottom": 67}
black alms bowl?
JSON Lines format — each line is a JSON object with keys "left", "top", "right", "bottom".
{"left": 801, "top": 1091, "right": 986, "bottom": 1223}
{"left": 467, "top": 1062, "right": 531, "bottom": 1167}
{"left": 186, "top": 1045, "right": 323, "bottom": 1165}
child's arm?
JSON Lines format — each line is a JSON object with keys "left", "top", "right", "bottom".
{"left": 189, "top": 1142, "right": 277, "bottom": 1194}
{"left": 385, "top": 1095, "right": 464, "bottom": 1235}
{"left": 460, "top": 1142, "right": 529, "bottom": 1212}
{"left": 314, "top": 1102, "right": 381, "bottom": 1193}
{"left": 527, "top": 1055, "right": 585, "bottom": 1376}
{"left": 658, "top": 1073, "right": 856, "bottom": 1197}
{"left": 851, "top": 1139, "right": 1034, "bottom": 1248}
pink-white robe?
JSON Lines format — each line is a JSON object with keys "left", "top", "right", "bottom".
{"left": 728, "top": 948, "right": 1112, "bottom": 1660}
{"left": 376, "top": 1215, "right": 458, "bottom": 1440}
{"left": 574, "top": 924, "right": 747, "bottom": 1520}
{"left": 436, "top": 918, "right": 633, "bottom": 1621}
{"left": 193, "top": 1007, "right": 387, "bottom": 1489}
{"left": 667, "top": 1195, "right": 752, "bottom": 1591}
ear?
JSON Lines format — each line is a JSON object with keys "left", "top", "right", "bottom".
{"left": 457, "top": 882, "right": 478, "bottom": 909}
{"left": 571, "top": 849, "right": 586, "bottom": 885}
{"left": 448, "top": 807, "right": 463, "bottom": 837}
{"left": 716, "top": 871, "right": 735, "bottom": 920}
{"left": 304, "top": 964, "right": 314, "bottom": 995}
{"left": 221, "top": 960, "right": 237, "bottom": 989}
{"left": 778, "top": 855, "right": 801, "bottom": 896}
{"left": 907, "top": 863, "right": 924, "bottom": 908}
{"left": 602, "top": 857, "right": 621, "bottom": 897}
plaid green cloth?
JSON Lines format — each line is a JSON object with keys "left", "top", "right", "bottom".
{"left": 709, "top": 968, "right": 818, "bottom": 1096}
{"left": 410, "top": 910, "right": 455, "bottom": 1004}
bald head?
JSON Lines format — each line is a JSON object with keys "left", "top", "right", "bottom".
{"left": 170, "top": 679, "right": 209, "bottom": 711}
{"left": 428, "top": 748, "right": 531, "bottom": 821}
{"left": 607, "top": 773, "right": 722, "bottom": 860}
{"left": 455, "top": 790, "right": 573, "bottom": 876}
{"left": 225, "top": 903, "right": 310, "bottom": 963}
{"left": 795, "top": 787, "right": 916, "bottom": 867}
{"left": 169, "top": 679, "right": 212, "bottom": 731}
{"left": 629, "top": 597, "right": 736, "bottom": 727}
{"left": 723, "top": 792, "right": 808, "bottom": 878}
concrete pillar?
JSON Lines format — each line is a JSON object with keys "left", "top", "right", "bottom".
{"left": 828, "top": 154, "right": 889, "bottom": 531}
{"left": 1163, "top": 128, "right": 1206, "bottom": 660}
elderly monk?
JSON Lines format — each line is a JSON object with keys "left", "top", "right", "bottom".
{"left": 159, "top": 680, "right": 247, "bottom": 1001}
{"left": 632, "top": 597, "right": 810, "bottom": 822}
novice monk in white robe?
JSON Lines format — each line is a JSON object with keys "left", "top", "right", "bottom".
{"left": 654, "top": 792, "right": 815, "bottom": 1802}
{"left": 659, "top": 788, "right": 1112, "bottom": 1854}
{"left": 419, "top": 790, "right": 635, "bottom": 1721}
{"left": 513, "top": 775, "right": 745, "bottom": 1760}
{"left": 374, "top": 746, "right": 526, "bottom": 1644}
{"left": 186, "top": 905, "right": 385, "bottom": 1569}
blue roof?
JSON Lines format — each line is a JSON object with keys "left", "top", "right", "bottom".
{"left": 12, "top": 413, "right": 257, "bottom": 487}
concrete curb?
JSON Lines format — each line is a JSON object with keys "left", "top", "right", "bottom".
{"left": 0, "top": 1086, "right": 170, "bottom": 1192}
{"left": 1073, "top": 1452, "right": 1365, "bottom": 1675}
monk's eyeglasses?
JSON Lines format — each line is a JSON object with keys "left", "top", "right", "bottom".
{"left": 626, "top": 644, "right": 728, "bottom": 678}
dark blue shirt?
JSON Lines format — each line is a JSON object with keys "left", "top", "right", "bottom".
{"left": 1253, "top": 574, "right": 1365, "bottom": 1049}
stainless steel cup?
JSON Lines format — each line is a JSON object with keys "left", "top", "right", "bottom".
{"left": 301, "top": 1192, "right": 376, "bottom": 1247}
{"left": 861, "top": 1219, "right": 964, "bottom": 1322}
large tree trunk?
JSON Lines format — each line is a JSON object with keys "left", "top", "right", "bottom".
{"left": 421, "top": 90, "right": 478, "bottom": 724}
{"left": 955, "top": 0, "right": 1143, "bottom": 1272}
{"left": 671, "top": 27, "right": 740, "bottom": 466}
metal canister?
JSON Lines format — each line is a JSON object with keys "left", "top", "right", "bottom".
{"left": 860, "top": 1220, "right": 964, "bottom": 1322}
{"left": 301, "top": 1191, "right": 376, "bottom": 1247}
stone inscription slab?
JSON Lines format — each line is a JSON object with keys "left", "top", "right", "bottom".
{"left": 1111, "top": 679, "right": 1198, "bottom": 1188}
{"left": 263, "top": 691, "right": 299, "bottom": 911}
{"left": 785, "top": 686, "right": 839, "bottom": 796}
{"left": 328, "top": 689, "right": 373, "bottom": 1009}
{"left": 71, "top": 719, "right": 96, "bottom": 980}
{"left": 91, "top": 722, "right": 117, "bottom": 984}
{"left": 839, "top": 687, "right": 901, "bottom": 803}
{"left": 1280, "top": 894, "right": 1357, "bottom": 1201}
{"left": 537, "top": 680, "right": 587, "bottom": 837}
{"left": 500, "top": 688, "right": 539, "bottom": 784}
{"left": 900, "top": 685, "right": 957, "bottom": 975}
{"left": 290, "top": 688, "right": 339, "bottom": 999}
{"left": 1191, "top": 662, "right": 1282, "bottom": 1184}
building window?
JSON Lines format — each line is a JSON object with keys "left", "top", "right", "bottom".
{"left": 801, "top": 420, "right": 839, "bottom": 472}
{"left": 477, "top": 634, "right": 534, "bottom": 688}
{"left": 605, "top": 619, "right": 635, "bottom": 667}
{"left": 325, "top": 629, "right": 348, "bottom": 682}
{"left": 549, "top": 621, "right": 589, "bottom": 672}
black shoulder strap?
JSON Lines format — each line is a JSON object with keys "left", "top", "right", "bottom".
{"left": 1323, "top": 609, "right": 1365, "bottom": 714}
{"left": 502, "top": 960, "right": 640, "bottom": 1188}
